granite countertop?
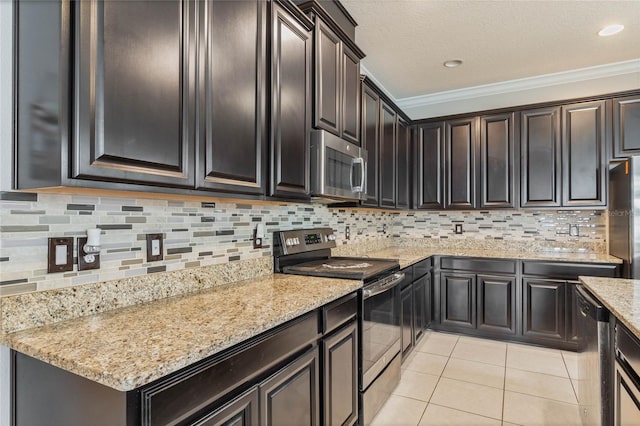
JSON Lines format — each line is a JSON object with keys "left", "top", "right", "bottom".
{"left": 0, "top": 274, "right": 361, "bottom": 392}
{"left": 365, "top": 247, "right": 622, "bottom": 270}
{"left": 580, "top": 277, "right": 640, "bottom": 339}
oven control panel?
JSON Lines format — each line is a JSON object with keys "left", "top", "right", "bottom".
{"left": 274, "top": 228, "right": 337, "bottom": 255}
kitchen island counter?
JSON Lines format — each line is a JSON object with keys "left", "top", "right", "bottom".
{"left": 580, "top": 276, "right": 640, "bottom": 340}
{"left": 0, "top": 273, "right": 361, "bottom": 391}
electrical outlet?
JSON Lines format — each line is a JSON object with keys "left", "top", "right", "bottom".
{"left": 48, "top": 237, "right": 74, "bottom": 273}
{"left": 454, "top": 224, "right": 463, "bottom": 234}
{"left": 345, "top": 225, "right": 351, "bottom": 240}
{"left": 77, "top": 237, "right": 100, "bottom": 271}
{"left": 253, "top": 224, "right": 265, "bottom": 249}
{"left": 146, "top": 234, "right": 164, "bottom": 262}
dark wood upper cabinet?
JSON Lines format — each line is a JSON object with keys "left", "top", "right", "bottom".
{"left": 480, "top": 113, "right": 516, "bottom": 208}
{"left": 314, "top": 18, "right": 341, "bottom": 135}
{"left": 361, "top": 82, "right": 380, "bottom": 207}
{"left": 613, "top": 95, "right": 640, "bottom": 158}
{"left": 341, "top": 44, "right": 361, "bottom": 145}
{"left": 197, "top": 0, "right": 266, "bottom": 195}
{"left": 520, "top": 107, "right": 562, "bottom": 208}
{"left": 561, "top": 100, "right": 607, "bottom": 206}
{"left": 445, "top": 118, "right": 478, "bottom": 209}
{"left": 270, "top": 1, "right": 312, "bottom": 199}
{"left": 396, "top": 118, "right": 411, "bottom": 209}
{"left": 379, "top": 101, "right": 397, "bottom": 208}
{"left": 309, "top": 10, "right": 362, "bottom": 145}
{"left": 73, "top": 0, "right": 195, "bottom": 188}
{"left": 415, "top": 122, "right": 445, "bottom": 209}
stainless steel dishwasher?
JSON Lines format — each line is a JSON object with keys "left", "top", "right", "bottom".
{"left": 576, "top": 285, "right": 611, "bottom": 426}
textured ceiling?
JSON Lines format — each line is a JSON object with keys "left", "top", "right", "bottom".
{"left": 340, "top": 0, "right": 640, "bottom": 99}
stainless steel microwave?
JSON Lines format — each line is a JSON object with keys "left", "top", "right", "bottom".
{"left": 310, "top": 130, "right": 367, "bottom": 202}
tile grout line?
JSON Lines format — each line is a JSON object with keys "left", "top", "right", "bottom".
{"left": 414, "top": 335, "right": 459, "bottom": 425}
{"left": 502, "top": 341, "right": 508, "bottom": 423}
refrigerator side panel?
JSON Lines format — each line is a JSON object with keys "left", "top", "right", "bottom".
{"left": 609, "top": 160, "right": 631, "bottom": 277}
{"left": 632, "top": 157, "right": 640, "bottom": 279}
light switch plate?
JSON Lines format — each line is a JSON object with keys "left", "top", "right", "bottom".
{"left": 48, "top": 237, "right": 73, "bottom": 273}
{"left": 146, "top": 233, "right": 164, "bottom": 262}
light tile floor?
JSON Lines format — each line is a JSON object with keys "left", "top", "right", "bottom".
{"left": 371, "top": 331, "right": 582, "bottom": 426}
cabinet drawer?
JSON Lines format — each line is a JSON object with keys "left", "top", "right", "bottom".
{"left": 440, "top": 257, "right": 516, "bottom": 275}
{"left": 616, "top": 324, "right": 640, "bottom": 375}
{"left": 522, "top": 261, "right": 619, "bottom": 280}
{"left": 413, "top": 258, "right": 432, "bottom": 279}
{"left": 140, "top": 311, "right": 320, "bottom": 425}
{"left": 322, "top": 292, "right": 357, "bottom": 334}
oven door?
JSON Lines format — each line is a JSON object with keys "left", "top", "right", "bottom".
{"left": 311, "top": 129, "right": 367, "bottom": 201}
{"left": 362, "top": 272, "right": 403, "bottom": 389}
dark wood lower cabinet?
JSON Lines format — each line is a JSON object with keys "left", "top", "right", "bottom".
{"left": 12, "top": 295, "right": 360, "bottom": 426}
{"left": 193, "top": 387, "right": 259, "bottom": 426}
{"left": 322, "top": 322, "right": 358, "bottom": 426}
{"left": 566, "top": 281, "right": 580, "bottom": 343}
{"left": 401, "top": 283, "right": 413, "bottom": 358}
{"left": 522, "top": 278, "right": 566, "bottom": 342}
{"left": 413, "top": 276, "right": 426, "bottom": 341}
{"left": 441, "top": 272, "right": 476, "bottom": 329}
{"left": 260, "top": 347, "right": 320, "bottom": 426}
{"left": 477, "top": 274, "right": 516, "bottom": 336}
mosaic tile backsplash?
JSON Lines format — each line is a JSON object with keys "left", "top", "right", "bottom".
{"left": 0, "top": 191, "right": 607, "bottom": 295}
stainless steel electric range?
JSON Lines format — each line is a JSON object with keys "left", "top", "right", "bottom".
{"left": 274, "top": 227, "right": 404, "bottom": 425}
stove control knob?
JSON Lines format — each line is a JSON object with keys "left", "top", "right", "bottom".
{"left": 294, "top": 237, "right": 300, "bottom": 245}
{"left": 327, "top": 234, "right": 336, "bottom": 241}
{"left": 285, "top": 238, "right": 293, "bottom": 246}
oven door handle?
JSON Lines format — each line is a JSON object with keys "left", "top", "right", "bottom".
{"left": 363, "top": 272, "right": 405, "bottom": 299}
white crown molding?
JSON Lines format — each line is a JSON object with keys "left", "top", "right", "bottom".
{"left": 396, "top": 59, "right": 640, "bottom": 109}
{"left": 360, "top": 64, "right": 398, "bottom": 102}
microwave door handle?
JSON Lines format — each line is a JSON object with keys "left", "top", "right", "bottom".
{"left": 352, "top": 157, "right": 365, "bottom": 192}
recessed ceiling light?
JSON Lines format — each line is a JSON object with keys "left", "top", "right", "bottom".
{"left": 443, "top": 59, "right": 463, "bottom": 68}
{"left": 598, "top": 24, "right": 624, "bottom": 36}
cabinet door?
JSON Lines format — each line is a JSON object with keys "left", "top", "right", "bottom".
{"left": 445, "top": 118, "right": 477, "bottom": 209}
{"left": 322, "top": 322, "right": 358, "bottom": 426}
{"left": 522, "top": 278, "right": 566, "bottom": 341}
{"left": 441, "top": 272, "right": 476, "bottom": 329}
{"left": 314, "top": 18, "right": 341, "bottom": 135}
{"left": 613, "top": 95, "right": 640, "bottom": 158}
{"left": 192, "top": 387, "right": 259, "bottom": 426}
{"left": 423, "top": 273, "right": 432, "bottom": 329}
{"left": 477, "top": 274, "right": 516, "bottom": 336}
{"left": 396, "top": 118, "right": 411, "bottom": 209}
{"left": 566, "top": 281, "right": 580, "bottom": 344}
{"left": 361, "top": 83, "right": 380, "bottom": 207}
{"left": 270, "top": 2, "right": 311, "bottom": 199}
{"left": 413, "top": 276, "right": 426, "bottom": 342}
{"left": 73, "top": 0, "right": 195, "bottom": 187}
{"left": 480, "top": 113, "right": 516, "bottom": 208}
{"left": 379, "top": 101, "right": 397, "bottom": 208}
{"left": 615, "top": 362, "right": 640, "bottom": 426}
{"left": 341, "top": 45, "right": 360, "bottom": 145}
{"left": 260, "top": 347, "right": 320, "bottom": 426}
{"left": 416, "top": 122, "right": 445, "bottom": 209}
{"left": 562, "top": 101, "right": 607, "bottom": 206}
{"left": 401, "top": 282, "right": 414, "bottom": 359}
{"left": 198, "top": 0, "right": 266, "bottom": 195}
{"left": 520, "top": 107, "right": 561, "bottom": 207}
